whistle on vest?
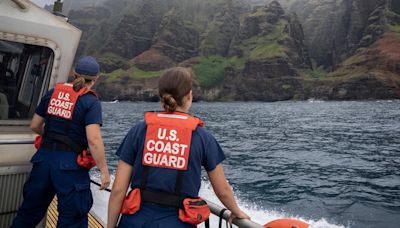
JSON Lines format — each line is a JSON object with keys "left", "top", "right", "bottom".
{"left": 76, "top": 150, "right": 96, "bottom": 170}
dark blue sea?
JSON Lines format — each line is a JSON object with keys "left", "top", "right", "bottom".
{"left": 92, "top": 101, "right": 400, "bottom": 228}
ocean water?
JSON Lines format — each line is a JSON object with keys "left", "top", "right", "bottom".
{"left": 91, "top": 101, "right": 400, "bottom": 228}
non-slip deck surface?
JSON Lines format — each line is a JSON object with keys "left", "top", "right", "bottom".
{"left": 46, "top": 197, "right": 103, "bottom": 228}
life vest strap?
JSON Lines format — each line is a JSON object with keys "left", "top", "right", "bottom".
{"left": 44, "top": 132, "right": 85, "bottom": 154}
{"left": 141, "top": 189, "right": 183, "bottom": 208}
{"left": 139, "top": 165, "right": 185, "bottom": 199}
{"left": 174, "top": 169, "right": 183, "bottom": 195}
{"left": 43, "top": 83, "right": 95, "bottom": 153}
{"left": 138, "top": 165, "right": 185, "bottom": 209}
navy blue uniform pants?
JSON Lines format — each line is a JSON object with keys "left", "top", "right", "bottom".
{"left": 11, "top": 148, "right": 93, "bottom": 228}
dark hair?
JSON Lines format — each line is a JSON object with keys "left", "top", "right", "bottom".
{"left": 159, "top": 67, "right": 192, "bottom": 112}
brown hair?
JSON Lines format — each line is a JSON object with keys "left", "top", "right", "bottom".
{"left": 72, "top": 71, "right": 97, "bottom": 92}
{"left": 159, "top": 67, "right": 193, "bottom": 112}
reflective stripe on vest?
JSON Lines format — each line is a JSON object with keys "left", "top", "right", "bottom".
{"left": 46, "top": 83, "right": 96, "bottom": 120}
{"left": 143, "top": 112, "right": 204, "bottom": 171}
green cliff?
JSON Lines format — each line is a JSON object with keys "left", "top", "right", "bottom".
{"left": 66, "top": 0, "right": 400, "bottom": 101}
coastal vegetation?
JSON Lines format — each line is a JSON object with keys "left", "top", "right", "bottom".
{"left": 192, "top": 56, "right": 245, "bottom": 88}
{"left": 105, "top": 67, "right": 161, "bottom": 81}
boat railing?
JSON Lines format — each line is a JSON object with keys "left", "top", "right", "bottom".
{"left": 0, "top": 139, "right": 34, "bottom": 145}
{"left": 206, "top": 200, "right": 264, "bottom": 228}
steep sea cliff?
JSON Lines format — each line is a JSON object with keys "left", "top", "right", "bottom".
{"left": 63, "top": 0, "right": 400, "bottom": 101}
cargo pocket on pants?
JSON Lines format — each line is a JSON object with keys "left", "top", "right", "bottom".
{"left": 70, "top": 183, "right": 93, "bottom": 217}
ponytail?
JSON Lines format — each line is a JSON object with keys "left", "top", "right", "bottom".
{"left": 158, "top": 67, "right": 192, "bottom": 112}
{"left": 72, "top": 76, "right": 86, "bottom": 92}
{"left": 161, "top": 94, "right": 178, "bottom": 112}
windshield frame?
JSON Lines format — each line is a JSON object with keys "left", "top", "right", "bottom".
{"left": 0, "top": 32, "right": 61, "bottom": 126}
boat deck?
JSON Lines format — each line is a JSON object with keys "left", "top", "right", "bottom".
{"left": 46, "top": 197, "right": 103, "bottom": 228}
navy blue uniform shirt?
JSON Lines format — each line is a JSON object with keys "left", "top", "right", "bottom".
{"left": 35, "top": 88, "right": 102, "bottom": 148}
{"left": 117, "top": 120, "right": 226, "bottom": 197}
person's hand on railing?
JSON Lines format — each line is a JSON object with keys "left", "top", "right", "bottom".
{"left": 231, "top": 209, "right": 250, "bottom": 220}
{"left": 100, "top": 171, "right": 111, "bottom": 190}
{"left": 227, "top": 210, "right": 251, "bottom": 228}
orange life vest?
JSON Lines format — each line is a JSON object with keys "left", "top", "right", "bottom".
{"left": 44, "top": 83, "right": 97, "bottom": 169}
{"left": 46, "top": 83, "right": 96, "bottom": 120}
{"left": 122, "top": 112, "right": 210, "bottom": 226}
{"left": 142, "top": 112, "right": 204, "bottom": 170}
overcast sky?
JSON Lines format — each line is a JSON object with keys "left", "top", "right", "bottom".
{"left": 30, "top": 0, "right": 53, "bottom": 7}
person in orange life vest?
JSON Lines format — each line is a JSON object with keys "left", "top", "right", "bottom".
{"left": 12, "top": 56, "right": 110, "bottom": 228}
{"left": 107, "top": 67, "right": 250, "bottom": 228}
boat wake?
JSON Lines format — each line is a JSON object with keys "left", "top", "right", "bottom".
{"left": 90, "top": 176, "right": 346, "bottom": 228}
{"left": 307, "top": 98, "right": 325, "bottom": 103}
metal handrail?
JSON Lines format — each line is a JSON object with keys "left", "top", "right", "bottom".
{"left": 0, "top": 139, "right": 34, "bottom": 145}
{"left": 206, "top": 200, "right": 264, "bottom": 228}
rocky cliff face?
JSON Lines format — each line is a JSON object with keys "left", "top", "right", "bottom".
{"left": 199, "top": 1, "right": 240, "bottom": 56}
{"left": 284, "top": 0, "right": 393, "bottom": 69}
{"left": 101, "top": 0, "right": 170, "bottom": 60}
{"left": 153, "top": 10, "right": 200, "bottom": 63}
{"left": 127, "top": 9, "right": 201, "bottom": 72}
{"left": 219, "top": 1, "right": 311, "bottom": 101}
{"left": 320, "top": 29, "right": 400, "bottom": 100}
{"left": 63, "top": 0, "right": 107, "bottom": 13}
{"left": 67, "top": 0, "right": 400, "bottom": 101}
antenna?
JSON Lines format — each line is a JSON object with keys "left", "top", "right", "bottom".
{"left": 53, "top": 0, "right": 63, "bottom": 14}
{"left": 52, "top": 0, "right": 69, "bottom": 21}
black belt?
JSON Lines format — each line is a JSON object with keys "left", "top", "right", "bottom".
{"left": 44, "top": 132, "right": 84, "bottom": 153}
{"left": 41, "top": 142, "right": 74, "bottom": 152}
{"left": 141, "top": 189, "right": 184, "bottom": 208}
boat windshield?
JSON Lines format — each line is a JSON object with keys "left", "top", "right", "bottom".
{"left": 0, "top": 40, "right": 54, "bottom": 121}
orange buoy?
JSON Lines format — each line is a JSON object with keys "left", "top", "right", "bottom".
{"left": 264, "top": 218, "right": 309, "bottom": 228}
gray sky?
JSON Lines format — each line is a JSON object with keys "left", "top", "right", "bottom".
{"left": 30, "top": 0, "right": 53, "bottom": 7}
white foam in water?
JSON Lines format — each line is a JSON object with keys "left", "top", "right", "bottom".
{"left": 198, "top": 181, "right": 345, "bottom": 228}
{"left": 90, "top": 175, "right": 345, "bottom": 228}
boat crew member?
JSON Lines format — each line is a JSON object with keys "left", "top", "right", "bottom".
{"left": 12, "top": 56, "right": 110, "bottom": 228}
{"left": 107, "top": 67, "right": 250, "bottom": 228}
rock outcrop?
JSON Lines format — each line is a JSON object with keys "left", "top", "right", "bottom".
{"left": 285, "top": 0, "right": 392, "bottom": 69}
{"left": 100, "top": 1, "right": 169, "bottom": 60}
{"left": 199, "top": 1, "right": 240, "bottom": 56}
{"left": 96, "top": 76, "right": 159, "bottom": 102}
{"left": 152, "top": 9, "right": 200, "bottom": 63}
{"left": 220, "top": 1, "right": 311, "bottom": 101}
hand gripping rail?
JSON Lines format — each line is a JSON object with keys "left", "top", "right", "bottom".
{"left": 206, "top": 200, "right": 264, "bottom": 228}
